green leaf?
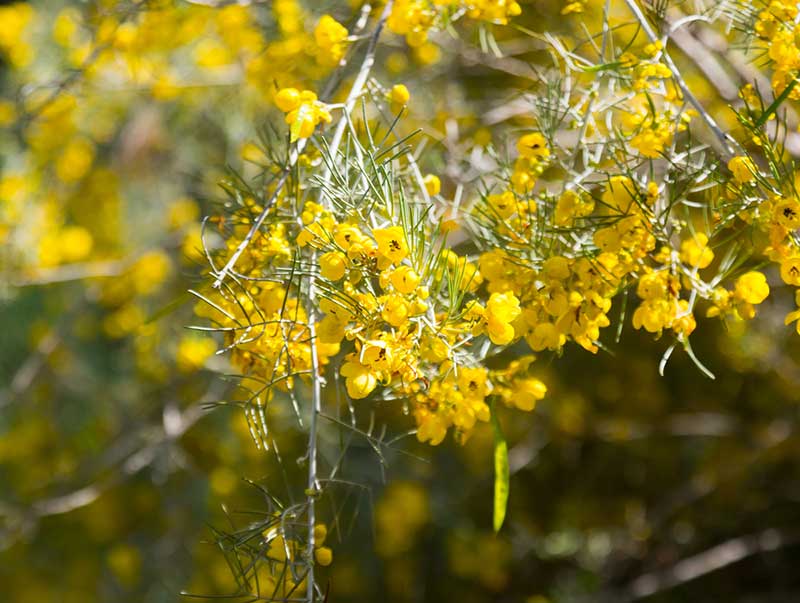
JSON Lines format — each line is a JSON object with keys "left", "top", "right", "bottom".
{"left": 491, "top": 403, "right": 509, "bottom": 533}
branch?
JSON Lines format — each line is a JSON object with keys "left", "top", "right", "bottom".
{"left": 10, "top": 259, "right": 125, "bottom": 287}
{"left": 0, "top": 404, "right": 207, "bottom": 549}
{"left": 302, "top": 4, "right": 394, "bottom": 602}
{"left": 626, "top": 528, "right": 800, "bottom": 599}
{"left": 0, "top": 330, "right": 59, "bottom": 410}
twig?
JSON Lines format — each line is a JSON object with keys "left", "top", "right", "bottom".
{"left": 455, "top": 39, "right": 542, "bottom": 81}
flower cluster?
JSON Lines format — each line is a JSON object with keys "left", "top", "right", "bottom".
{"left": 201, "top": 140, "right": 550, "bottom": 448}
{"left": 388, "top": 0, "right": 522, "bottom": 49}
{"left": 752, "top": 0, "right": 800, "bottom": 98}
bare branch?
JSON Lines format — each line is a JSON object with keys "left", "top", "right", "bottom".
{"left": 627, "top": 528, "right": 800, "bottom": 599}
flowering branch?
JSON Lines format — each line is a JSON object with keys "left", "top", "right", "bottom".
{"left": 622, "top": 0, "right": 739, "bottom": 157}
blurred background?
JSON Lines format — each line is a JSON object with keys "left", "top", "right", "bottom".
{"left": 2, "top": 0, "right": 800, "bottom": 602}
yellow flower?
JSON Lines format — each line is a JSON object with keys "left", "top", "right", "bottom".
{"left": 593, "top": 226, "right": 621, "bottom": 252}
{"left": 485, "top": 292, "right": 521, "bottom": 345}
{"left": 341, "top": 357, "right": 377, "bottom": 399}
{"left": 333, "top": 223, "right": 365, "bottom": 250}
{"left": 0, "top": 100, "right": 15, "bottom": 126}
{"left": 390, "top": 266, "right": 421, "bottom": 294}
{"left": 734, "top": 271, "right": 770, "bottom": 304}
{"left": 487, "top": 190, "right": 516, "bottom": 219}
{"left": 103, "top": 304, "right": 145, "bottom": 339}
{"left": 314, "top": 546, "right": 333, "bottom": 566}
{"left": 636, "top": 272, "right": 669, "bottom": 300}
{"left": 630, "top": 117, "right": 674, "bottom": 158}
{"left": 194, "top": 39, "right": 232, "bottom": 68}
{"left": 527, "top": 322, "right": 564, "bottom": 351}
{"left": 784, "top": 290, "right": 800, "bottom": 334}
{"left": 487, "top": 320, "right": 514, "bottom": 345}
{"left": 389, "top": 83, "right": 410, "bottom": 107}
{"left": 361, "top": 338, "right": 394, "bottom": 372}
{"left": 176, "top": 336, "right": 216, "bottom": 373}
{"left": 728, "top": 156, "right": 756, "bottom": 184}
{"left": 513, "top": 378, "right": 547, "bottom": 411}
{"left": 555, "top": 189, "right": 593, "bottom": 226}
{"left": 107, "top": 544, "right": 142, "bottom": 588}
{"left": 314, "top": 524, "right": 328, "bottom": 545}
{"left": 56, "top": 137, "right": 95, "bottom": 183}
{"left": 774, "top": 198, "right": 800, "bottom": 230}
{"left": 387, "top": 0, "right": 436, "bottom": 47}
{"left": 680, "top": 233, "right": 714, "bottom": 269}
{"left": 672, "top": 300, "right": 696, "bottom": 337}
{"left": 516, "top": 132, "right": 550, "bottom": 160}
{"left": 320, "top": 251, "right": 347, "bottom": 281}
{"left": 486, "top": 291, "right": 521, "bottom": 324}
{"left": 0, "top": 3, "right": 35, "bottom": 67}
{"left": 275, "top": 87, "right": 301, "bottom": 112}
{"left": 59, "top": 226, "right": 93, "bottom": 263}
{"left": 602, "top": 176, "right": 637, "bottom": 214}
{"left": 277, "top": 89, "right": 332, "bottom": 141}
{"left": 314, "top": 15, "right": 348, "bottom": 66}
{"left": 632, "top": 299, "right": 673, "bottom": 333}
{"left": 415, "top": 410, "right": 448, "bottom": 445}
{"left": 466, "top": 0, "right": 521, "bottom": 23}
{"left": 381, "top": 294, "right": 410, "bottom": 327}
{"left": 318, "top": 315, "right": 346, "bottom": 344}
{"left": 780, "top": 257, "right": 800, "bottom": 286}
{"left": 562, "top": 1, "right": 585, "bottom": 14}
{"left": 423, "top": 174, "right": 441, "bottom": 196}
{"left": 374, "top": 226, "right": 408, "bottom": 264}
{"left": 542, "top": 256, "right": 571, "bottom": 281}
{"left": 457, "top": 366, "right": 488, "bottom": 400}
{"left": 285, "top": 100, "right": 332, "bottom": 140}
{"left": 168, "top": 197, "right": 200, "bottom": 230}
{"left": 131, "top": 251, "right": 172, "bottom": 295}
